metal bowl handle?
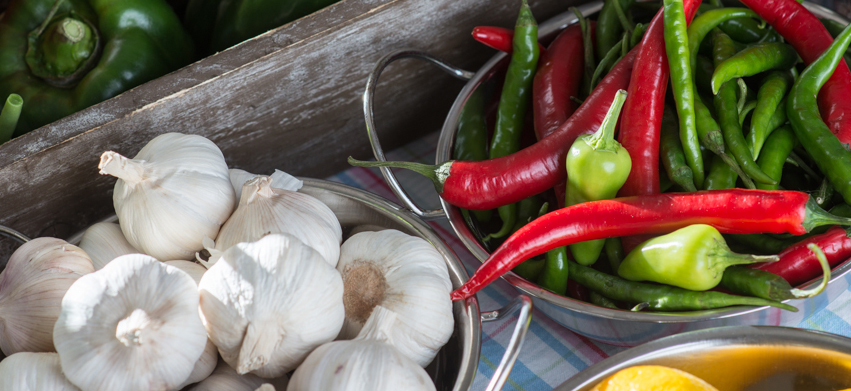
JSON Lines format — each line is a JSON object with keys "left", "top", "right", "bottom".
{"left": 362, "top": 49, "right": 475, "bottom": 220}
{"left": 481, "top": 295, "right": 533, "bottom": 391}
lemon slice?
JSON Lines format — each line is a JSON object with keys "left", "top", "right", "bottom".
{"left": 591, "top": 365, "right": 720, "bottom": 391}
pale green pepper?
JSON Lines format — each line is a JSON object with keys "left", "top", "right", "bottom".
{"left": 617, "top": 224, "right": 778, "bottom": 291}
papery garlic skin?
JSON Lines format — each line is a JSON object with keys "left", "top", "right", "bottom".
{"left": 98, "top": 133, "right": 236, "bottom": 261}
{"left": 54, "top": 254, "right": 208, "bottom": 391}
{"left": 229, "top": 168, "right": 303, "bottom": 201}
{"left": 0, "top": 352, "right": 81, "bottom": 391}
{"left": 163, "top": 260, "right": 216, "bottom": 390}
{"left": 78, "top": 222, "right": 139, "bottom": 269}
{"left": 199, "top": 233, "right": 344, "bottom": 378}
{"left": 0, "top": 237, "right": 94, "bottom": 356}
{"left": 212, "top": 175, "right": 341, "bottom": 267}
{"left": 336, "top": 229, "right": 453, "bottom": 367}
{"left": 286, "top": 339, "right": 435, "bottom": 391}
{"left": 186, "top": 359, "right": 289, "bottom": 391}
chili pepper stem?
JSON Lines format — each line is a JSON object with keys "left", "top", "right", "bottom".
{"left": 347, "top": 156, "right": 449, "bottom": 194}
{"left": 586, "top": 90, "right": 628, "bottom": 151}
{"left": 0, "top": 94, "right": 23, "bottom": 144}
{"left": 788, "top": 244, "right": 831, "bottom": 299}
{"left": 803, "top": 198, "right": 851, "bottom": 232}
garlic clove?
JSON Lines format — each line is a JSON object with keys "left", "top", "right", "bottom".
{"left": 286, "top": 339, "right": 435, "bottom": 391}
{"left": 229, "top": 168, "right": 302, "bottom": 201}
{"left": 98, "top": 133, "right": 236, "bottom": 262}
{"left": 0, "top": 352, "right": 81, "bottom": 390}
{"left": 53, "top": 254, "right": 208, "bottom": 391}
{"left": 78, "top": 222, "right": 139, "bottom": 269}
{"left": 213, "top": 176, "right": 342, "bottom": 267}
{"left": 199, "top": 233, "right": 344, "bottom": 378}
{"left": 186, "top": 359, "right": 289, "bottom": 391}
{"left": 336, "top": 229, "right": 454, "bottom": 367}
{"left": 0, "top": 237, "right": 94, "bottom": 356}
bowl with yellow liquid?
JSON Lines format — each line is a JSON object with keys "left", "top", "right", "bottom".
{"left": 556, "top": 326, "right": 851, "bottom": 391}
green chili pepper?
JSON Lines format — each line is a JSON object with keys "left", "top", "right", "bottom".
{"left": 596, "top": 0, "right": 635, "bottom": 62}
{"left": 687, "top": 7, "right": 759, "bottom": 76}
{"left": 483, "top": 0, "right": 539, "bottom": 242}
{"left": 703, "top": 153, "right": 738, "bottom": 190}
{"left": 664, "top": 0, "right": 704, "bottom": 189}
{"left": 0, "top": 94, "right": 23, "bottom": 144}
{"left": 694, "top": 95, "right": 754, "bottom": 189}
{"left": 718, "top": 16, "right": 770, "bottom": 44}
{"left": 710, "top": 42, "right": 798, "bottom": 95}
{"left": 567, "top": 260, "right": 797, "bottom": 312}
{"left": 589, "top": 291, "right": 620, "bottom": 309}
{"left": 605, "top": 237, "right": 625, "bottom": 271}
{"left": 755, "top": 125, "right": 797, "bottom": 191}
{"left": 659, "top": 105, "right": 697, "bottom": 192}
{"left": 617, "top": 224, "right": 779, "bottom": 291}
{"left": 564, "top": 89, "right": 631, "bottom": 265}
{"left": 724, "top": 232, "right": 796, "bottom": 255}
{"left": 712, "top": 29, "right": 777, "bottom": 186}
{"left": 0, "top": 0, "right": 195, "bottom": 135}
{"left": 788, "top": 22, "right": 851, "bottom": 205}
{"left": 538, "top": 245, "right": 569, "bottom": 296}
{"left": 829, "top": 203, "right": 851, "bottom": 218}
{"left": 693, "top": 55, "right": 715, "bottom": 94}
{"left": 820, "top": 18, "right": 851, "bottom": 65}
{"left": 721, "top": 244, "right": 830, "bottom": 301}
{"left": 454, "top": 88, "right": 492, "bottom": 224}
{"left": 513, "top": 258, "right": 545, "bottom": 281}
{"left": 591, "top": 32, "right": 629, "bottom": 93}
{"left": 749, "top": 72, "right": 793, "bottom": 159}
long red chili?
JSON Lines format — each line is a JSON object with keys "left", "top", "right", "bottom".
{"left": 756, "top": 226, "right": 851, "bottom": 286}
{"left": 349, "top": 49, "right": 638, "bottom": 211}
{"left": 736, "top": 0, "right": 851, "bottom": 143}
{"left": 471, "top": 26, "right": 548, "bottom": 58}
{"left": 617, "top": 0, "right": 699, "bottom": 198}
{"left": 450, "top": 189, "right": 851, "bottom": 300}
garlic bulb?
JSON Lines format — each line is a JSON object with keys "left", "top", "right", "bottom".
{"left": 78, "top": 222, "right": 139, "bottom": 269}
{"left": 336, "top": 229, "right": 453, "bottom": 367}
{"left": 53, "top": 254, "right": 208, "bottom": 391}
{"left": 98, "top": 132, "right": 236, "bottom": 261}
{"left": 287, "top": 310, "right": 435, "bottom": 391}
{"left": 0, "top": 352, "right": 81, "bottom": 391}
{"left": 211, "top": 175, "right": 341, "bottom": 267}
{"left": 163, "top": 260, "right": 216, "bottom": 390}
{"left": 0, "top": 237, "right": 94, "bottom": 355}
{"left": 229, "top": 168, "right": 303, "bottom": 201}
{"left": 186, "top": 359, "right": 289, "bottom": 391}
{"left": 199, "top": 233, "right": 344, "bottom": 378}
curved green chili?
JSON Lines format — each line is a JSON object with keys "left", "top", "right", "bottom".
{"left": 787, "top": 22, "right": 851, "bottom": 205}
{"left": 718, "top": 16, "right": 769, "bottom": 43}
{"left": 664, "top": 0, "right": 703, "bottom": 189}
{"left": 455, "top": 88, "right": 492, "bottom": 224}
{"left": 660, "top": 106, "right": 697, "bottom": 192}
{"left": 712, "top": 29, "right": 777, "bottom": 186}
{"left": 710, "top": 42, "right": 798, "bottom": 95}
{"left": 704, "top": 153, "right": 738, "bottom": 190}
{"left": 687, "top": 7, "right": 759, "bottom": 72}
{"left": 566, "top": 260, "right": 797, "bottom": 312}
{"left": 538, "top": 245, "right": 569, "bottom": 296}
{"left": 749, "top": 71, "right": 793, "bottom": 159}
{"left": 755, "top": 125, "right": 797, "bottom": 191}
{"left": 596, "top": 0, "right": 635, "bottom": 62}
{"left": 720, "top": 244, "right": 830, "bottom": 301}
{"left": 484, "top": 0, "right": 539, "bottom": 241}
{"left": 695, "top": 95, "right": 754, "bottom": 189}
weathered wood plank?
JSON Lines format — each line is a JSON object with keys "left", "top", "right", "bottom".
{"left": 0, "top": 0, "right": 580, "bottom": 262}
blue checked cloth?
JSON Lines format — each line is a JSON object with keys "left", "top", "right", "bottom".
{"left": 325, "top": 130, "right": 851, "bottom": 391}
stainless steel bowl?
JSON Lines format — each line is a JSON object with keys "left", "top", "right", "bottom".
{"left": 363, "top": 2, "right": 851, "bottom": 347}
{"left": 555, "top": 325, "right": 851, "bottom": 390}
{"left": 1, "top": 178, "right": 533, "bottom": 391}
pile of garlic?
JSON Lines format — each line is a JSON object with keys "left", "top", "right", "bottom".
{"left": 0, "top": 132, "right": 455, "bottom": 391}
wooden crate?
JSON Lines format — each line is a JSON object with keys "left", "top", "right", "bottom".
{"left": 0, "top": 0, "right": 580, "bottom": 262}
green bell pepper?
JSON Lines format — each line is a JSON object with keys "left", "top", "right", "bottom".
{"left": 617, "top": 224, "right": 779, "bottom": 291}
{"left": 564, "top": 89, "right": 631, "bottom": 266}
{"left": 184, "top": 0, "right": 341, "bottom": 54}
{"left": 0, "top": 0, "right": 196, "bottom": 136}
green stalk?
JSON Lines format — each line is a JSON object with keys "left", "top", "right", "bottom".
{"left": 0, "top": 94, "right": 23, "bottom": 143}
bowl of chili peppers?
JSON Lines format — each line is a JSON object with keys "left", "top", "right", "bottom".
{"left": 350, "top": 0, "right": 851, "bottom": 346}
{"left": 556, "top": 325, "right": 851, "bottom": 390}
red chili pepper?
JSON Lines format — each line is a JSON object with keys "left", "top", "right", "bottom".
{"left": 617, "top": 0, "right": 700, "bottom": 198}
{"left": 472, "top": 26, "right": 548, "bottom": 58}
{"left": 756, "top": 226, "right": 851, "bottom": 286}
{"left": 450, "top": 189, "right": 850, "bottom": 300}
{"left": 737, "top": 0, "right": 851, "bottom": 143}
{"left": 349, "top": 49, "right": 638, "bottom": 211}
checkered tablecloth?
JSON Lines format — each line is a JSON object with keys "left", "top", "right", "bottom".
{"left": 325, "top": 130, "right": 851, "bottom": 391}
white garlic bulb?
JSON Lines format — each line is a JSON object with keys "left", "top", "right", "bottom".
{"left": 163, "top": 260, "right": 216, "bottom": 390}
{"left": 78, "top": 222, "right": 139, "bottom": 269}
{"left": 199, "top": 233, "right": 344, "bottom": 378}
{"left": 0, "top": 352, "right": 81, "bottom": 390}
{"left": 336, "top": 229, "right": 453, "bottom": 367}
{"left": 211, "top": 175, "right": 342, "bottom": 267}
{"left": 287, "top": 328, "right": 435, "bottom": 391}
{"left": 98, "top": 132, "right": 236, "bottom": 261}
{"left": 186, "top": 359, "right": 289, "bottom": 391}
{"left": 53, "top": 254, "right": 208, "bottom": 391}
{"left": 229, "top": 168, "right": 303, "bottom": 201}
{"left": 0, "top": 237, "right": 94, "bottom": 355}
